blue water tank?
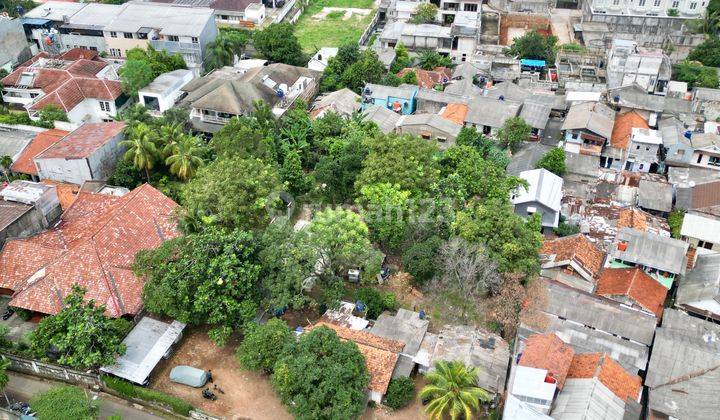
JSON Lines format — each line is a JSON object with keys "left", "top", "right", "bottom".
{"left": 419, "top": 310, "right": 426, "bottom": 319}
{"left": 356, "top": 301, "right": 366, "bottom": 312}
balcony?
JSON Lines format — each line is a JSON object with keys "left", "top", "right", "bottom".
{"left": 190, "top": 109, "right": 233, "bottom": 125}
{"left": 149, "top": 40, "right": 201, "bottom": 55}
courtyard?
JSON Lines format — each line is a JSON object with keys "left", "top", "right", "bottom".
{"left": 294, "top": 0, "right": 377, "bottom": 53}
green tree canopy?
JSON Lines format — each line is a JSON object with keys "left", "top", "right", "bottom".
{"left": 271, "top": 326, "right": 369, "bottom": 419}
{"left": 321, "top": 44, "right": 386, "bottom": 92}
{"left": 253, "top": 23, "right": 306, "bottom": 66}
{"left": 120, "top": 122, "right": 158, "bottom": 181}
{"left": 119, "top": 59, "right": 154, "bottom": 98}
{"left": 419, "top": 361, "right": 491, "bottom": 420}
{"left": 674, "top": 60, "right": 719, "bottom": 88}
{"left": 314, "top": 129, "right": 370, "bottom": 203}
{"left": 402, "top": 235, "right": 443, "bottom": 285}
{"left": 385, "top": 377, "right": 416, "bottom": 410}
{"left": 29, "top": 285, "right": 130, "bottom": 369}
{"left": 687, "top": 36, "right": 720, "bottom": 67}
{"left": 30, "top": 386, "right": 100, "bottom": 420}
{"left": 357, "top": 182, "right": 411, "bottom": 249}
{"left": 0, "top": 358, "right": 9, "bottom": 391}
{"left": 409, "top": 3, "right": 438, "bottom": 24}
{"left": 535, "top": 147, "right": 566, "bottom": 175}
{"left": 453, "top": 198, "right": 542, "bottom": 277}
{"left": 308, "top": 208, "right": 382, "bottom": 279}
{"left": 181, "top": 156, "right": 283, "bottom": 231}
{"left": 390, "top": 42, "right": 413, "bottom": 73}
{"left": 38, "top": 105, "right": 69, "bottom": 126}
{"left": 126, "top": 45, "right": 186, "bottom": 78}
{"left": 504, "top": 30, "right": 558, "bottom": 64}
{"left": 135, "top": 227, "right": 261, "bottom": 345}
{"left": 204, "top": 30, "right": 250, "bottom": 71}
{"left": 440, "top": 145, "right": 518, "bottom": 201}
{"left": 164, "top": 134, "right": 205, "bottom": 181}
{"left": 356, "top": 133, "right": 440, "bottom": 197}
{"left": 416, "top": 50, "right": 453, "bottom": 70}
{"left": 455, "top": 126, "right": 509, "bottom": 168}
{"left": 210, "top": 113, "right": 278, "bottom": 161}
{"left": 236, "top": 318, "right": 294, "bottom": 373}
{"left": 497, "top": 116, "right": 532, "bottom": 152}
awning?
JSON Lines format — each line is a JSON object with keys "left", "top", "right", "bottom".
{"left": 21, "top": 18, "right": 51, "bottom": 26}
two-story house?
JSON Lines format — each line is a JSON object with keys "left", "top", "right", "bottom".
{"left": 361, "top": 83, "right": 419, "bottom": 115}
{"left": 689, "top": 132, "right": 720, "bottom": 171}
{"left": 562, "top": 101, "right": 616, "bottom": 159}
{"left": 103, "top": 2, "right": 218, "bottom": 72}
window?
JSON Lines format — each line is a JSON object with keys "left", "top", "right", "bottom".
{"left": 709, "top": 156, "right": 720, "bottom": 166}
{"left": 698, "top": 240, "right": 714, "bottom": 249}
{"left": 698, "top": 153, "right": 704, "bottom": 163}
{"left": 672, "top": 0, "right": 679, "bottom": 6}
{"left": 638, "top": 0, "right": 646, "bottom": 5}
{"left": 653, "top": 0, "right": 660, "bottom": 5}
{"left": 109, "top": 48, "right": 121, "bottom": 57}
{"left": 110, "top": 31, "right": 117, "bottom": 38}
{"left": 191, "top": 37, "right": 199, "bottom": 44}
{"left": 123, "top": 32, "right": 133, "bottom": 39}
{"left": 613, "top": 0, "right": 620, "bottom": 4}
{"left": 89, "top": 46, "right": 97, "bottom": 51}
{"left": 464, "top": 4, "right": 477, "bottom": 11}
{"left": 167, "top": 35, "right": 179, "bottom": 42}
{"left": 637, "top": 145, "right": 641, "bottom": 150}
{"left": 690, "top": 1, "right": 698, "bottom": 8}
{"left": 99, "top": 101, "right": 111, "bottom": 112}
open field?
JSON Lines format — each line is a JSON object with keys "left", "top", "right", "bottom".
{"left": 295, "top": 0, "right": 376, "bottom": 53}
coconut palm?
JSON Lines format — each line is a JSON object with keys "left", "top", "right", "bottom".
{"left": 121, "top": 123, "right": 158, "bottom": 182}
{"left": 157, "top": 123, "right": 184, "bottom": 158}
{"left": 419, "top": 361, "right": 491, "bottom": 420}
{"left": 204, "top": 33, "right": 245, "bottom": 71}
{"left": 165, "top": 135, "right": 204, "bottom": 181}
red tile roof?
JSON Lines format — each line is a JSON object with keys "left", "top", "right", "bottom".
{"left": 567, "top": 353, "right": 642, "bottom": 402}
{"left": 617, "top": 208, "right": 647, "bottom": 231}
{"left": 40, "top": 180, "right": 80, "bottom": 210}
{"left": 10, "top": 129, "right": 69, "bottom": 176}
{"left": 440, "top": 103, "right": 468, "bottom": 125}
{"left": 541, "top": 234, "right": 606, "bottom": 279}
{"left": 1, "top": 52, "right": 122, "bottom": 113}
{"left": 610, "top": 111, "right": 648, "bottom": 150}
{"left": 35, "top": 122, "right": 125, "bottom": 160}
{"left": 595, "top": 267, "right": 667, "bottom": 319}
{"left": 519, "top": 333, "right": 575, "bottom": 389}
{"left": 0, "top": 184, "right": 179, "bottom": 317}
{"left": 309, "top": 321, "right": 403, "bottom": 394}
{"left": 396, "top": 67, "right": 452, "bottom": 89}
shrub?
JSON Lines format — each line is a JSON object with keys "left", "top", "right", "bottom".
{"left": 30, "top": 386, "right": 99, "bottom": 420}
{"left": 102, "top": 375, "right": 193, "bottom": 416}
{"left": 553, "top": 221, "right": 580, "bottom": 237}
{"left": 353, "top": 287, "right": 395, "bottom": 319}
{"left": 402, "top": 236, "right": 442, "bottom": 284}
{"left": 384, "top": 376, "right": 416, "bottom": 409}
{"left": 236, "top": 318, "right": 293, "bottom": 374}
{"left": 668, "top": 209, "right": 685, "bottom": 239}
{"left": 535, "top": 147, "right": 566, "bottom": 176}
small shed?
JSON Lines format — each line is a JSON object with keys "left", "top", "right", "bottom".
{"left": 101, "top": 317, "right": 186, "bottom": 385}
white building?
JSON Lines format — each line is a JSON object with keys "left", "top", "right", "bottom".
{"left": 138, "top": 69, "right": 195, "bottom": 116}
{"left": 588, "top": 0, "right": 706, "bottom": 18}
{"left": 308, "top": 47, "right": 338, "bottom": 72}
{"left": 625, "top": 127, "right": 662, "bottom": 172}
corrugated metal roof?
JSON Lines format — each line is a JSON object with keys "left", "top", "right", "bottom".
{"left": 611, "top": 228, "right": 688, "bottom": 275}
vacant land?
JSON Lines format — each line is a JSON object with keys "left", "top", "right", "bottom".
{"left": 295, "top": 0, "right": 376, "bottom": 53}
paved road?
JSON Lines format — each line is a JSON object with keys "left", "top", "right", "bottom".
{"left": 4, "top": 373, "right": 163, "bottom": 420}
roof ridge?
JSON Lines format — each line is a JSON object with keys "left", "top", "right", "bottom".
{"left": 654, "top": 363, "right": 720, "bottom": 389}
{"left": 91, "top": 240, "right": 123, "bottom": 316}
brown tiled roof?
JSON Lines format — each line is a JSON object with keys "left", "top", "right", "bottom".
{"left": 610, "top": 111, "right": 648, "bottom": 150}
{"left": 35, "top": 122, "right": 125, "bottom": 160}
{"left": 0, "top": 184, "right": 179, "bottom": 317}
{"left": 58, "top": 48, "right": 100, "bottom": 61}
{"left": 440, "top": 103, "right": 468, "bottom": 125}
{"left": 10, "top": 129, "right": 69, "bottom": 176}
{"left": 595, "top": 267, "right": 667, "bottom": 319}
{"left": 541, "top": 234, "right": 606, "bottom": 279}
{"left": 309, "top": 322, "right": 401, "bottom": 394}
{"left": 567, "top": 353, "right": 642, "bottom": 402}
{"left": 396, "top": 67, "right": 451, "bottom": 89}
{"left": 617, "top": 208, "right": 647, "bottom": 231}
{"left": 40, "top": 180, "right": 80, "bottom": 210}
{"left": 519, "top": 333, "right": 575, "bottom": 389}
{"left": 691, "top": 180, "right": 720, "bottom": 209}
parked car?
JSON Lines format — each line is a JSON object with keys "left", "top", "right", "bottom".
{"left": 169, "top": 366, "right": 209, "bottom": 388}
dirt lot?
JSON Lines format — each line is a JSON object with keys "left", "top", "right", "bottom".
{"left": 151, "top": 327, "right": 292, "bottom": 420}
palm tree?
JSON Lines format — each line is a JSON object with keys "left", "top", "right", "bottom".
{"left": 165, "top": 135, "right": 204, "bottom": 181}
{"left": 157, "top": 123, "right": 184, "bottom": 158}
{"left": 121, "top": 123, "right": 158, "bottom": 182}
{"left": 0, "top": 155, "right": 13, "bottom": 183}
{"left": 419, "top": 361, "right": 491, "bottom": 420}
{"left": 204, "top": 35, "right": 239, "bottom": 71}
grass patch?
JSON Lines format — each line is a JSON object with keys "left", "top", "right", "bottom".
{"left": 102, "top": 375, "right": 194, "bottom": 416}
{"left": 295, "top": 0, "right": 376, "bottom": 53}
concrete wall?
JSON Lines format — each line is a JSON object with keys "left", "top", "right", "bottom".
{"left": 0, "top": 206, "right": 53, "bottom": 247}
{"left": 691, "top": 150, "right": 720, "bottom": 170}
{"left": 59, "top": 33, "right": 106, "bottom": 52}
{"left": 0, "top": 17, "right": 31, "bottom": 71}
{"left": 63, "top": 98, "right": 118, "bottom": 124}
{"left": 514, "top": 201, "right": 557, "bottom": 227}
{"left": 396, "top": 123, "right": 458, "bottom": 149}
{"left": 86, "top": 131, "right": 125, "bottom": 181}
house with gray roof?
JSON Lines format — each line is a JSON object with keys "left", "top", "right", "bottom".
{"left": 562, "top": 101, "right": 615, "bottom": 158}
{"left": 466, "top": 96, "right": 522, "bottom": 136}
{"left": 660, "top": 116, "right": 694, "bottom": 168}
{"left": 507, "top": 142, "right": 554, "bottom": 176}
{"left": 608, "top": 227, "right": 689, "bottom": 288}
{"left": 512, "top": 168, "right": 563, "bottom": 231}
{"left": 370, "top": 309, "right": 429, "bottom": 378}
{"left": 646, "top": 309, "right": 720, "bottom": 420}
{"left": 362, "top": 105, "right": 401, "bottom": 134}
{"left": 693, "top": 87, "right": 720, "bottom": 121}
{"left": 519, "top": 101, "right": 552, "bottom": 138}
{"left": 637, "top": 179, "right": 673, "bottom": 213}
{"left": 310, "top": 88, "right": 360, "bottom": 120}
{"left": 182, "top": 64, "right": 320, "bottom": 133}
{"left": 676, "top": 253, "right": 720, "bottom": 320}
{"left": 396, "top": 113, "right": 462, "bottom": 149}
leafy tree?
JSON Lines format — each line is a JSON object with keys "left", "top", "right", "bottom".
{"left": 210, "top": 114, "right": 277, "bottom": 160}
{"left": 204, "top": 33, "right": 247, "bottom": 71}
{"left": 30, "top": 386, "right": 100, "bottom": 420}
{"left": 674, "top": 60, "right": 719, "bottom": 88}
{"left": 38, "top": 105, "right": 68, "bottom": 126}
{"left": 454, "top": 198, "right": 542, "bottom": 277}
{"left": 440, "top": 145, "right": 517, "bottom": 201}
{"left": 280, "top": 149, "right": 312, "bottom": 196}
{"left": 356, "top": 133, "right": 440, "bottom": 197}
{"left": 121, "top": 123, "right": 158, "bottom": 181}
{"left": 400, "top": 70, "right": 418, "bottom": 85}
{"left": 553, "top": 221, "right": 580, "bottom": 237}
{"left": 136, "top": 227, "right": 261, "bottom": 345}
{"left": 416, "top": 50, "right": 453, "bottom": 70}
{"left": 257, "top": 221, "right": 317, "bottom": 311}
{"left": 119, "top": 59, "right": 154, "bottom": 97}
{"left": 456, "top": 127, "right": 509, "bottom": 168}
{"left": 165, "top": 135, "right": 205, "bottom": 181}
{"left": 107, "top": 158, "right": 145, "bottom": 189}
{"left": 381, "top": 72, "right": 403, "bottom": 87}
{"left": 535, "top": 147, "right": 566, "bottom": 175}
{"left": 402, "top": 235, "right": 443, "bottom": 285}
{"left": 419, "top": 361, "right": 491, "bottom": 420}
{"left": 689, "top": 37, "right": 720, "bottom": 67}
{"left": 236, "top": 318, "right": 293, "bottom": 373}
{"left": 315, "top": 130, "right": 369, "bottom": 203}
{"left": 497, "top": 116, "right": 531, "bottom": 152}
{"left": 157, "top": 123, "right": 184, "bottom": 158}
{"left": 160, "top": 107, "right": 191, "bottom": 129}
{"left": 409, "top": 3, "right": 438, "bottom": 24}
{"left": 353, "top": 287, "right": 396, "bottom": 319}
{"left": 253, "top": 23, "right": 306, "bottom": 66}
{"left": 271, "top": 326, "right": 369, "bottom": 419}
{"left": 429, "top": 237, "right": 502, "bottom": 323}
{"left": 390, "top": 43, "right": 413, "bottom": 74}
{"left": 357, "top": 183, "right": 411, "bottom": 249}
{"left": 322, "top": 45, "right": 386, "bottom": 92}
{"left": 504, "top": 30, "right": 558, "bottom": 64}
{"left": 668, "top": 208, "right": 685, "bottom": 238}
{"left": 181, "top": 156, "right": 282, "bottom": 231}
{"left": 29, "top": 285, "right": 130, "bottom": 369}
{"left": 126, "top": 45, "right": 186, "bottom": 79}
{"left": 308, "top": 208, "right": 382, "bottom": 279}
{"left": 0, "top": 155, "right": 12, "bottom": 182}
{"left": 385, "top": 377, "right": 416, "bottom": 410}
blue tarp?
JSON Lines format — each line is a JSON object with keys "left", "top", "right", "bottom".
{"left": 21, "top": 17, "right": 51, "bottom": 26}
{"left": 521, "top": 59, "right": 547, "bottom": 68}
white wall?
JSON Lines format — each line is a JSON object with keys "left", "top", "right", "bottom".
{"left": 65, "top": 98, "right": 118, "bottom": 124}
{"left": 35, "top": 156, "right": 92, "bottom": 185}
